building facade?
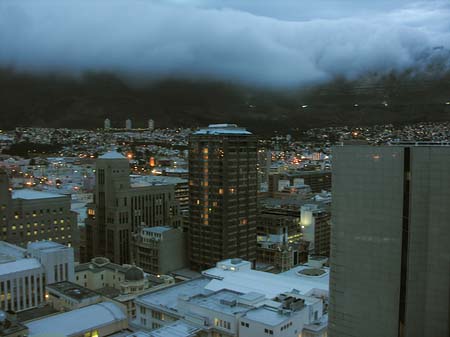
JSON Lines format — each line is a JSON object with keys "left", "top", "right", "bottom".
{"left": 86, "top": 151, "right": 181, "bottom": 264}
{"left": 188, "top": 124, "right": 258, "bottom": 270}
{"left": 0, "top": 240, "right": 74, "bottom": 312}
{"left": 0, "top": 171, "right": 77, "bottom": 251}
{"left": 300, "top": 204, "right": 331, "bottom": 257}
{"left": 134, "top": 226, "right": 186, "bottom": 275}
{"left": 329, "top": 145, "right": 450, "bottom": 337}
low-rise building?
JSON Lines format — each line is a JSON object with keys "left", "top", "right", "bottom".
{"left": 75, "top": 257, "right": 174, "bottom": 319}
{"left": 46, "top": 281, "right": 102, "bottom": 312}
{"left": 134, "top": 258, "right": 329, "bottom": 337}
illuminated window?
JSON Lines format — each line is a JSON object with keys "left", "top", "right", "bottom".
{"left": 218, "top": 188, "right": 224, "bottom": 195}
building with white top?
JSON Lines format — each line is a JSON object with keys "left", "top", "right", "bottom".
{"left": 104, "top": 118, "right": 111, "bottom": 130}
{"left": 25, "top": 302, "right": 128, "bottom": 337}
{"left": 148, "top": 119, "right": 155, "bottom": 131}
{"left": 0, "top": 240, "right": 74, "bottom": 312}
{"left": 134, "top": 258, "right": 328, "bottom": 337}
{"left": 126, "top": 119, "right": 133, "bottom": 130}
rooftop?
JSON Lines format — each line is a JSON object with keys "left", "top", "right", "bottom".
{"left": 0, "top": 258, "right": 42, "bottom": 276}
{"left": 12, "top": 189, "right": 65, "bottom": 200}
{"left": 142, "top": 226, "right": 172, "bottom": 234}
{"left": 187, "top": 289, "right": 249, "bottom": 315}
{"left": 203, "top": 262, "right": 329, "bottom": 299}
{"left": 28, "top": 240, "right": 69, "bottom": 252}
{"left": 148, "top": 321, "right": 202, "bottom": 337}
{"left": 193, "top": 124, "right": 252, "bottom": 136}
{"left": 25, "top": 302, "right": 126, "bottom": 337}
{"left": 136, "top": 277, "right": 210, "bottom": 312}
{"left": 244, "top": 306, "right": 292, "bottom": 326}
{"left": 46, "top": 281, "right": 100, "bottom": 301}
{"left": 98, "top": 151, "right": 127, "bottom": 159}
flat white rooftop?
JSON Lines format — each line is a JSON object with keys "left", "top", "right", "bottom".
{"left": 25, "top": 302, "right": 126, "bottom": 337}
{"left": 0, "top": 258, "right": 41, "bottom": 276}
{"left": 244, "top": 306, "right": 292, "bottom": 326}
{"left": 28, "top": 241, "right": 69, "bottom": 252}
{"left": 149, "top": 321, "right": 201, "bottom": 337}
{"left": 12, "top": 189, "right": 65, "bottom": 200}
{"left": 136, "top": 278, "right": 210, "bottom": 311}
{"left": 203, "top": 263, "right": 329, "bottom": 299}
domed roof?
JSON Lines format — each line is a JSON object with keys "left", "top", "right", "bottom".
{"left": 91, "top": 257, "right": 110, "bottom": 267}
{"left": 125, "top": 266, "right": 144, "bottom": 281}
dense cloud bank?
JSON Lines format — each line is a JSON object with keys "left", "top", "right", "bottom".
{"left": 1, "top": 0, "right": 449, "bottom": 87}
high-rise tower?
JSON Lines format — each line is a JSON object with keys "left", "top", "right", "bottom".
{"left": 188, "top": 124, "right": 258, "bottom": 270}
{"left": 329, "top": 144, "right": 450, "bottom": 337}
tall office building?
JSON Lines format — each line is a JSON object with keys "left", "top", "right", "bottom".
{"left": 86, "top": 151, "right": 180, "bottom": 264}
{"left": 188, "top": 124, "right": 258, "bottom": 270}
{"left": 329, "top": 145, "right": 450, "bottom": 337}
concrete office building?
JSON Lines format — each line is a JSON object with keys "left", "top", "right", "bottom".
{"left": 134, "top": 226, "right": 186, "bottom": 275}
{"left": 188, "top": 124, "right": 258, "bottom": 270}
{"left": 0, "top": 241, "right": 74, "bottom": 312}
{"left": 0, "top": 171, "right": 77, "bottom": 250}
{"left": 329, "top": 145, "right": 450, "bottom": 337}
{"left": 86, "top": 151, "right": 181, "bottom": 264}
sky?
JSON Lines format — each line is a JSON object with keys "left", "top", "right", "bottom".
{"left": 0, "top": 0, "right": 449, "bottom": 87}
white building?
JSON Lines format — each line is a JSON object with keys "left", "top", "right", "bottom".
{"left": 148, "top": 119, "right": 155, "bottom": 131}
{"left": 0, "top": 240, "right": 74, "bottom": 312}
{"left": 134, "top": 259, "right": 328, "bottom": 337}
{"left": 104, "top": 118, "right": 111, "bottom": 129}
{"left": 28, "top": 241, "right": 75, "bottom": 284}
{"left": 126, "top": 119, "right": 133, "bottom": 130}
{"left": 25, "top": 302, "right": 128, "bottom": 337}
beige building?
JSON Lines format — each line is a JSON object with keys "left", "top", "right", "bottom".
{"left": 134, "top": 226, "right": 186, "bottom": 275}
{"left": 75, "top": 257, "right": 174, "bottom": 319}
{"left": 0, "top": 170, "right": 77, "bottom": 251}
{"left": 86, "top": 151, "right": 181, "bottom": 265}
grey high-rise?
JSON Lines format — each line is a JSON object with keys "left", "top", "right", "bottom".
{"left": 188, "top": 124, "right": 258, "bottom": 271}
{"left": 329, "top": 145, "right": 450, "bottom": 337}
